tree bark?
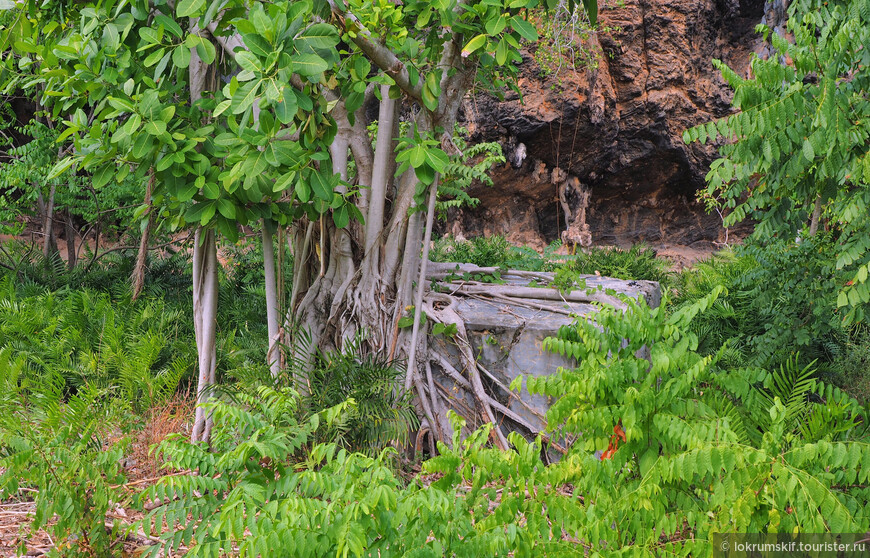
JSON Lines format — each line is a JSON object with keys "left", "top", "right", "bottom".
{"left": 131, "top": 170, "right": 155, "bottom": 301}
{"left": 65, "top": 211, "right": 77, "bottom": 270}
{"left": 191, "top": 227, "right": 219, "bottom": 444}
{"left": 42, "top": 183, "right": 57, "bottom": 259}
{"left": 262, "top": 220, "right": 281, "bottom": 377}
{"left": 188, "top": 26, "right": 218, "bottom": 444}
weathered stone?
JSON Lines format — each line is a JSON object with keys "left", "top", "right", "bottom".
{"left": 429, "top": 271, "right": 660, "bottom": 447}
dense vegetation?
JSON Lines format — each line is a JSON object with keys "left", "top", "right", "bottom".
{"left": 1, "top": 0, "right": 868, "bottom": 553}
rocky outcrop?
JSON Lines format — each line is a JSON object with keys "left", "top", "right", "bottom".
{"left": 448, "top": 0, "right": 765, "bottom": 250}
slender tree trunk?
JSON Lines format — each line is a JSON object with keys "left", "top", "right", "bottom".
{"left": 262, "top": 220, "right": 281, "bottom": 377}
{"left": 131, "top": 170, "right": 155, "bottom": 301}
{"left": 191, "top": 228, "right": 219, "bottom": 443}
{"left": 65, "top": 211, "right": 77, "bottom": 270}
{"left": 808, "top": 194, "right": 822, "bottom": 236}
{"left": 188, "top": 28, "right": 219, "bottom": 444}
{"left": 42, "top": 183, "right": 57, "bottom": 259}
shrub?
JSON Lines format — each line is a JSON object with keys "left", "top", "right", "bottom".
{"left": 563, "top": 243, "right": 673, "bottom": 287}
{"left": 528, "top": 289, "right": 870, "bottom": 549}
{"left": 674, "top": 235, "right": 870, "bottom": 394}
{"left": 304, "top": 337, "right": 419, "bottom": 455}
{"left": 0, "top": 351, "right": 128, "bottom": 557}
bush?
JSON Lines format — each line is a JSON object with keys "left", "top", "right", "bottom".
{"left": 303, "top": 336, "right": 419, "bottom": 455}
{"left": 528, "top": 289, "right": 870, "bottom": 549}
{"left": 0, "top": 352, "right": 129, "bottom": 556}
{"left": 430, "top": 234, "right": 519, "bottom": 268}
{"left": 674, "top": 234, "right": 870, "bottom": 397}
{"left": 142, "top": 290, "right": 870, "bottom": 556}
{"left": 563, "top": 243, "right": 674, "bottom": 287}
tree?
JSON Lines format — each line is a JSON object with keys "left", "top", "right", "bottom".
{"left": 1, "top": 0, "right": 599, "bottom": 444}
{"left": 684, "top": 0, "right": 870, "bottom": 321}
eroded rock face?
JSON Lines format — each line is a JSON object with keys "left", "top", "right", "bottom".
{"left": 447, "top": 0, "right": 764, "bottom": 249}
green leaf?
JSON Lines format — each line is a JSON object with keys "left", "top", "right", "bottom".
{"left": 176, "top": 0, "right": 205, "bottom": 18}
{"left": 172, "top": 46, "right": 191, "bottom": 69}
{"left": 295, "top": 23, "right": 339, "bottom": 51}
{"left": 462, "top": 34, "right": 487, "bottom": 57}
{"left": 422, "top": 72, "right": 439, "bottom": 111}
{"left": 232, "top": 80, "right": 261, "bottom": 115}
{"left": 495, "top": 37, "right": 508, "bottom": 65}
{"left": 195, "top": 37, "right": 216, "bottom": 64}
{"left": 291, "top": 54, "right": 328, "bottom": 76}
{"left": 333, "top": 204, "right": 350, "bottom": 228}
{"left": 309, "top": 169, "right": 333, "bottom": 201}
{"left": 217, "top": 198, "right": 236, "bottom": 219}
{"left": 212, "top": 99, "right": 232, "bottom": 117}
{"left": 425, "top": 148, "right": 449, "bottom": 172}
{"left": 154, "top": 14, "right": 183, "bottom": 38}
{"left": 243, "top": 33, "right": 273, "bottom": 58}
{"left": 509, "top": 16, "right": 538, "bottom": 41}
{"left": 582, "top": 0, "right": 598, "bottom": 26}
{"left": 487, "top": 16, "right": 507, "bottom": 36}
{"left": 802, "top": 138, "right": 815, "bottom": 161}
{"left": 144, "top": 120, "right": 167, "bottom": 136}
{"left": 275, "top": 87, "right": 298, "bottom": 124}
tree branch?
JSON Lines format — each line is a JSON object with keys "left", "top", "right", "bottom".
{"left": 325, "top": 0, "right": 424, "bottom": 102}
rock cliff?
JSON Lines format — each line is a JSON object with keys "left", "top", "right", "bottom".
{"left": 447, "top": 0, "right": 767, "bottom": 250}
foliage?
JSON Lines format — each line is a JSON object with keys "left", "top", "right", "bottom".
{"left": 436, "top": 135, "right": 505, "bottom": 218}
{"left": 143, "top": 289, "right": 870, "bottom": 556}
{"left": 523, "top": 289, "right": 870, "bottom": 551}
{"left": 563, "top": 243, "right": 673, "bottom": 286}
{"left": 0, "top": 276, "right": 192, "bottom": 410}
{"left": 140, "top": 386, "right": 592, "bottom": 557}
{"left": 0, "top": 352, "right": 128, "bottom": 557}
{"left": 0, "top": 119, "right": 141, "bottom": 238}
{"left": 304, "top": 336, "right": 419, "bottom": 455}
{"left": 674, "top": 235, "right": 870, "bottom": 390}
{"left": 430, "top": 234, "right": 519, "bottom": 268}
{"left": 684, "top": 0, "right": 870, "bottom": 320}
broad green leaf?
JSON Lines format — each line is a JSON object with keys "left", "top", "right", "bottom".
{"left": 295, "top": 23, "right": 339, "bottom": 51}
{"left": 212, "top": 99, "right": 232, "bottom": 117}
{"left": 275, "top": 87, "right": 298, "bottom": 124}
{"left": 243, "top": 33, "right": 273, "bottom": 58}
{"left": 485, "top": 16, "right": 506, "bottom": 36}
{"left": 217, "top": 198, "right": 236, "bottom": 219}
{"left": 232, "top": 80, "right": 261, "bottom": 115}
{"left": 425, "top": 148, "right": 449, "bottom": 172}
{"left": 509, "top": 16, "right": 538, "bottom": 41}
{"left": 195, "top": 38, "right": 216, "bottom": 64}
{"left": 154, "top": 14, "right": 183, "bottom": 38}
{"left": 176, "top": 0, "right": 205, "bottom": 18}
{"left": 309, "top": 169, "right": 333, "bottom": 201}
{"left": 47, "top": 158, "right": 75, "bottom": 180}
{"left": 144, "top": 120, "right": 167, "bottom": 136}
{"left": 495, "top": 37, "right": 508, "bottom": 65}
{"left": 462, "top": 34, "right": 487, "bottom": 57}
{"left": 333, "top": 204, "right": 350, "bottom": 228}
{"left": 236, "top": 50, "right": 262, "bottom": 73}
{"left": 172, "top": 46, "right": 191, "bottom": 69}
{"left": 291, "top": 54, "right": 328, "bottom": 76}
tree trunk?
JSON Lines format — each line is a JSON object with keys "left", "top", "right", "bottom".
{"left": 262, "top": 220, "right": 281, "bottom": 377}
{"left": 131, "top": 170, "right": 155, "bottom": 301}
{"left": 42, "top": 183, "right": 57, "bottom": 259}
{"left": 191, "top": 227, "right": 219, "bottom": 443}
{"left": 189, "top": 37, "right": 218, "bottom": 444}
{"left": 65, "top": 211, "right": 77, "bottom": 270}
